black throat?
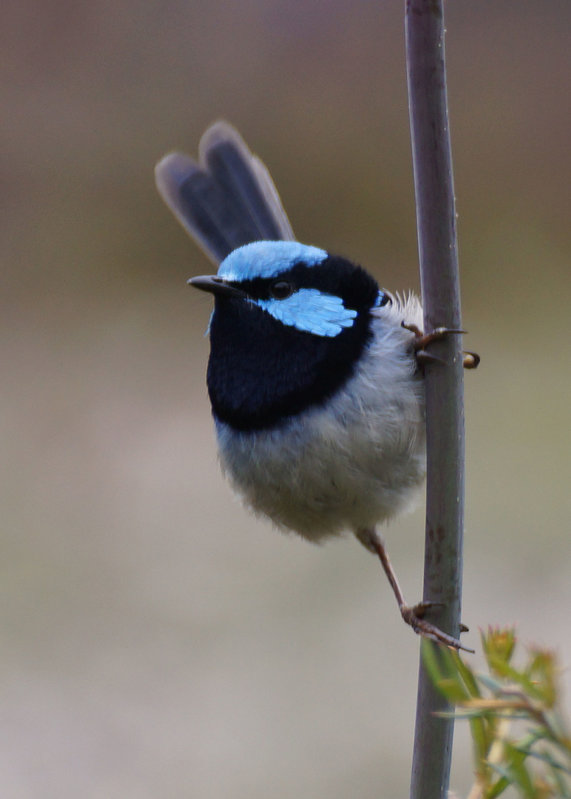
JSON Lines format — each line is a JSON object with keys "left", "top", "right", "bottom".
{"left": 205, "top": 255, "right": 379, "bottom": 432}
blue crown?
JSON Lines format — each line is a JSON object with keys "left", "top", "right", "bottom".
{"left": 218, "top": 241, "right": 328, "bottom": 281}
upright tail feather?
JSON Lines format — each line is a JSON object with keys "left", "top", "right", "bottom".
{"left": 155, "top": 121, "right": 295, "bottom": 265}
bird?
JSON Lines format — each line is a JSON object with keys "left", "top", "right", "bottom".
{"left": 155, "top": 121, "right": 477, "bottom": 650}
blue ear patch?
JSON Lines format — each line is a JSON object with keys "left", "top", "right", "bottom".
{"left": 256, "top": 289, "right": 357, "bottom": 337}
{"left": 218, "top": 241, "right": 327, "bottom": 282}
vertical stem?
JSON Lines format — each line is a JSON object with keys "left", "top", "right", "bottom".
{"left": 405, "top": 2, "right": 466, "bottom": 798}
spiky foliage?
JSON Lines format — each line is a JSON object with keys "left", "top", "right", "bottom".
{"left": 422, "top": 628, "right": 571, "bottom": 798}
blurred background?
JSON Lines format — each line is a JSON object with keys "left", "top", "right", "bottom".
{"left": 2, "top": 0, "right": 570, "bottom": 797}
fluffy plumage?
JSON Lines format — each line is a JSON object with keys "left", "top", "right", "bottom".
{"left": 155, "top": 122, "right": 426, "bottom": 544}
{"left": 155, "top": 121, "right": 476, "bottom": 650}
{"left": 215, "top": 292, "right": 425, "bottom": 542}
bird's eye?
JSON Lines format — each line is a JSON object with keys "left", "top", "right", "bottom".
{"left": 269, "top": 280, "right": 294, "bottom": 300}
{"left": 377, "top": 292, "right": 392, "bottom": 307}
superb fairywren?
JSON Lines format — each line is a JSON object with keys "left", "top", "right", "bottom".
{"left": 155, "top": 122, "right": 477, "bottom": 649}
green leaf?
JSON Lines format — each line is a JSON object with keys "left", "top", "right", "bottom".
{"left": 451, "top": 647, "right": 481, "bottom": 698}
{"left": 421, "top": 639, "right": 471, "bottom": 702}
{"left": 482, "top": 627, "right": 517, "bottom": 670}
{"left": 424, "top": 628, "right": 571, "bottom": 799}
{"left": 486, "top": 773, "right": 511, "bottom": 799}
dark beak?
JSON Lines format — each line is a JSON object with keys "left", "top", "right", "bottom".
{"left": 187, "top": 275, "right": 247, "bottom": 299}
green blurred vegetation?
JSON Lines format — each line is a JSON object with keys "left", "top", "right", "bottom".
{"left": 424, "top": 629, "right": 571, "bottom": 798}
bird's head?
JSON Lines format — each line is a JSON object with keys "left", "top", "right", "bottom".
{"left": 188, "top": 241, "right": 390, "bottom": 431}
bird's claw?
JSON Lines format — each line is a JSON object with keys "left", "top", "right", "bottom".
{"left": 407, "top": 600, "right": 445, "bottom": 617}
{"left": 400, "top": 602, "right": 474, "bottom": 652}
{"left": 402, "top": 322, "right": 480, "bottom": 370}
{"left": 409, "top": 326, "right": 466, "bottom": 352}
{"left": 366, "top": 529, "right": 474, "bottom": 653}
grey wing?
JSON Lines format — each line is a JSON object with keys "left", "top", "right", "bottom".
{"left": 155, "top": 121, "right": 296, "bottom": 265}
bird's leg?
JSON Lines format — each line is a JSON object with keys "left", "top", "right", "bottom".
{"left": 356, "top": 528, "right": 474, "bottom": 652}
{"left": 403, "top": 322, "right": 480, "bottom": 369}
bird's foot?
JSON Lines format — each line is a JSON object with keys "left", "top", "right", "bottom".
{"left": 399, "top": 601, "right": 474, "bottom": 652}
{"left": 362, "top": 528, "right": 474, "bottom": 653}
{"left": 402, "top": 322, "right": 480, "bottom": 370}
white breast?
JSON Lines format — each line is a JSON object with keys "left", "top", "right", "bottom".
{"left": 214, "top": 294, "right": 426, "bottom": 542}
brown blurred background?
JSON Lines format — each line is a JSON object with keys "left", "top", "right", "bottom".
{"left": 2, "top": 1, "right": 570, "bottom": 797}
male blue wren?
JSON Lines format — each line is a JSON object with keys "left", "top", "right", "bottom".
{"left": 155, "top": 122, "right": 477, "bottom": 650}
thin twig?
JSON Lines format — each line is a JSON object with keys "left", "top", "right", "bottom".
{"left": 405, "top": 2, "right": 467, "bottom": 798}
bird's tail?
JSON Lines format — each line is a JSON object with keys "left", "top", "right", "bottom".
{"left": 155, "top": 121, "right": 295, "bottom": 265}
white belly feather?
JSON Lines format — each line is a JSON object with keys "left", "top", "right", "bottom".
{"left": 214, "top": 294, "right": 426, "bottom": 542}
